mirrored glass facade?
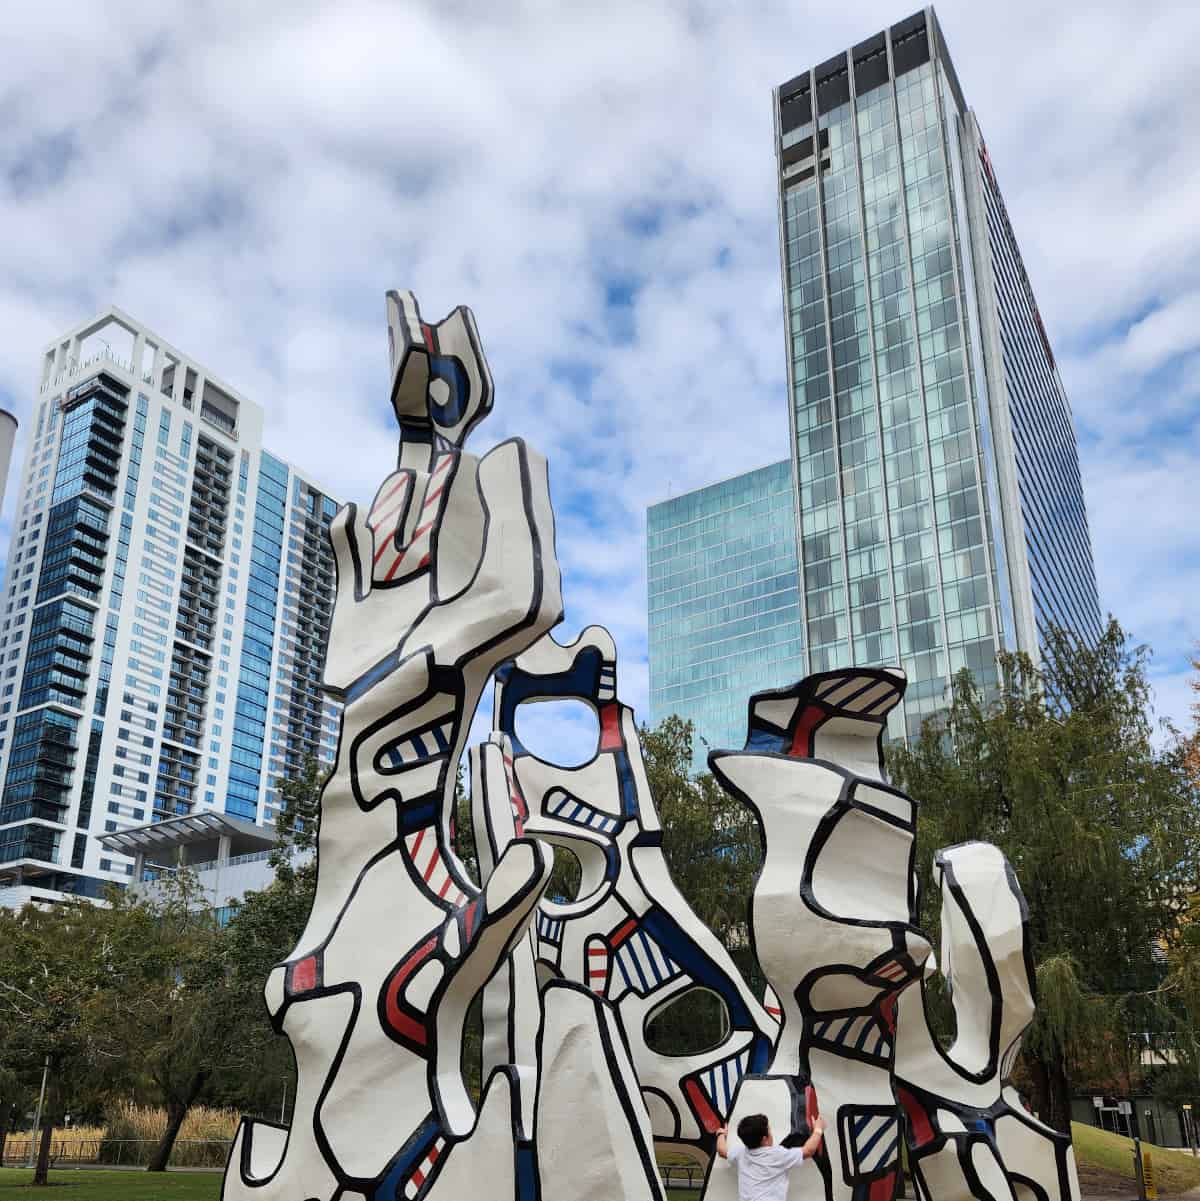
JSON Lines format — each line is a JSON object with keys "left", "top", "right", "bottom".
{"left": 775, "top": 7, "right": 1100, "bottom": 738}
{"left": 646, "top": 7, "right": 1101, "bottom": 764}
{"left": 973, "top": 137, "right": 1103, "bottom": 649}
{"left": 647, "top": 462, "right": 804, "bottom": 770}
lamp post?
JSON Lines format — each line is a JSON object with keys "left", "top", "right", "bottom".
{"left": 25, "top": 1058, "right": 48, "bottom": 1170}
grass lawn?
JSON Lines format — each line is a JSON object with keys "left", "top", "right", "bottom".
{"left": 5, "top": 1126, "right": 1196, "bottom": 1201}
{"left": 0, "top": 1169, "right": 699, "bottom": 1199}
{"left": 0, "top": 1169, "right": 221, "bottom": 1199}
{"left": 1071, "top": 1122, "right": 1200, "bottom": 1195}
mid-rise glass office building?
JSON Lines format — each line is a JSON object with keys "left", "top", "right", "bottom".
{"left": 648, "top": 6, "right": 1102, "bottom": 756}
{"left": 0, "top": 308, "right": 341, "bottom": 907}
{"left": 647, "top": 461, "right": 803, "bottom": 768}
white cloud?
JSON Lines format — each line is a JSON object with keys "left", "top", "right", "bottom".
{"left": 0, "top": 0, "right": 1196, "bottom": 740}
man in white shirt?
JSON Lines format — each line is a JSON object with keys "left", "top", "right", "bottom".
{"left": 715, "top": 1112, "right": 826, "bottom": 1201}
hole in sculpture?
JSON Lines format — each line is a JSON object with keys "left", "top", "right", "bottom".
{"left": 513, "top": 699, "right": 599, "bottom": 767}
{"left": 451, "top": 783, "right": 480, "bottom": 886}
{"left": 921, "top": 969, "right": 958, "bottom": 1056}
{"left": 460, "top": 992, "right": 483, "bottom": 1104}
{"left": 546, "top": 844, "right": 583, "bottom": 903}
{"left": 644, "top": 987, "right": 731, "bottom": 1057}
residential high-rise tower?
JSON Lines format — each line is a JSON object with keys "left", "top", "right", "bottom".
{"left": 0, "top": 308, "right": 341, "bottom": 907}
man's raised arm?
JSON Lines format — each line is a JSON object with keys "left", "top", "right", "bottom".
{"left": 716, "top": 1125, "right": 730, "bottom": 1159}
{"left": 801, "top": 1117, "right": 827, "bottom": 1159}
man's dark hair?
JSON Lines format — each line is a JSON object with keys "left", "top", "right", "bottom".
{"left": 737, "top": 1114, "right": 770, "bottom": 1149}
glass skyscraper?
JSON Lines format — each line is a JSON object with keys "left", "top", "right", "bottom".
{"left": 647, "top": 461, "right": 803, "bottom": 769}
{"left": 776, "top": 6, "right": 1099, "bottom": 738}
{"left": 0, "top": 307, "right": 341, "bottom": 907}
{"left": 648, "top": 6, "right": 1101, "bottom": 756}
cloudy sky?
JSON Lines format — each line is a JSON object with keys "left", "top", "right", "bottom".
{"left": 1, "top": 0, "right": 1197, "bottom": 750}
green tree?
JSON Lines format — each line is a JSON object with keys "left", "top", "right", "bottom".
{"left": 643, "top": 715, "right": 762, "bottom": 969}
{"left": 0, "top": 900, "right": 112, "bottom": 1184}
{"left": 1186, "top": 648, "right": 1200, "bottom": 790}
{"left": 0, "top": 1060, "right": 26, "bottom": 1165}
{"left": 82, "top": 870, "right": 272, "bottom": 1171}
{"left": 1158, "top": 890, "right": 1200, "bottom": 1110}
{"left": 270, "top": 754, "right": 324, "bottom": 882}
{"left": 887, "top": 621, "right": 1200, "bottom": 1131}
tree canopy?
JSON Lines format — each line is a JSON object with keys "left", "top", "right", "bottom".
{"left": 887, "top": 620, "right": 1200, "bottom": 1130}
{"left": 0, "top": 870, "right": 291, "bottom": 1180}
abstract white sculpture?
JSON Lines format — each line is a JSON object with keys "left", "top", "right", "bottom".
{"left": 221, "top": 292, "right": 664, "bottom": 1201}
{"left": 893, "top": 844, "right": 1080, "bottom": 1201}
{"left": 223, "top": 291, "right": 1079, "bottom": 1201}
{"left": 701, "top": 669, "right": 930, "bottom": 1201}
{"left": 486, "top": 628, "right": 777, "bottom": 1165}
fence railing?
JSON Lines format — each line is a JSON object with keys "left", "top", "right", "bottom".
{"left": 0, "top": 1137, "right": 234, "bottom": 1169}
{"left": 660, "top": 1164, "right": 704, "bottom": 1191}
{"left": 143, "top": 848, "right": 275, "bottom": 879}
{"left": 0, "top": 1139, "right": 779, "bottom": 1184}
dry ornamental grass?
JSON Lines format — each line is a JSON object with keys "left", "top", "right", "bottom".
{"left": 2, "top": 1103, "right": 239, "bottom": 1168}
